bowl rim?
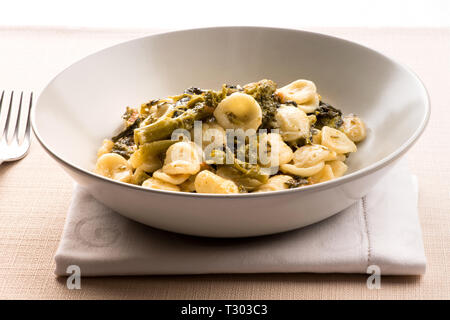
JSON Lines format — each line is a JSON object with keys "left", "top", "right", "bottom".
{"left": 31, "top": 26, "right": 431, "bottom": 199}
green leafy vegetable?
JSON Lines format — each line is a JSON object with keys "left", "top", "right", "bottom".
{"left": 134, "top": 88, "right": 228, "bottom": 145}
{"left": 313, "top": 101, "right": 343, "bottom": 130}
{"left": 285, "top": 176, "right": 309, "bottom": 189}
{"left": 209, "top": 148, "right": 269, "bottom": 185}
{"left": 204, "top": 86, "right": 227, "bottom": 108}
{"left": 243, "top": 79, "right": 280, "bottom": 129}
{"left": 136, "top": 140, "right": 177, "bottom": 162}
{"left": 134, "top": 99, "right": 214, "bottom": 145}
{"left": 110, "top": 107, "right": 140, "bottom": 159}
{"left": 216, "top": 166, "right": 264, "bottom": 192}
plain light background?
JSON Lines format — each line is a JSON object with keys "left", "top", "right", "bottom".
{"left": 1, "top": 0, "right": 450, "bottom": 29}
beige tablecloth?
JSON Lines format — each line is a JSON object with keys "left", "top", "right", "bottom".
{"left": 0, "top": 27, "right": 449, "bottom": 299}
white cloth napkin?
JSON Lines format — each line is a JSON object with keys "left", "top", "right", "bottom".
{"left": 54, "top": 162, "right": 426, "bottom": 276}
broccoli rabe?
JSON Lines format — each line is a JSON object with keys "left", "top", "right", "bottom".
{"left": 110, "top": 107, "right": 140, "bottom": 159}
{"left": 209, "top": 148, "right": 269, "bottom": 185}
{"left": 134, "top": 98, "right": 214, "bottom": 145}
{"left": 184, "top": 87, "right": 205, "bottom": 95}
{"left": 134, "top": 88, "right": 229, "bottom": 145}
{"left": 216, "top": 166, "right": 264, "bottom": 192}
{"left": 243, "top": 79, "right": 280, "bottom": 129}
{"left": 285, "top": 176, "right": 309, "bottom": 189}
{"left": 111, "top": 138, "right": 135, "bottom": 159}
{"left": 133, "top": 140, "right": 177, "bottom": 164}
{"left": 204, "top": 86, "right": 227, "bottom": 108}
{"left": 313, "top": 101, "right": 343, "bottom": 130}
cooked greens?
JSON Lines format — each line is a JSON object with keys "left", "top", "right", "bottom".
{"left": 209, "top": 148, "right": 269, "bottom": 185}
{"left": 110, "top": 107, "right": 140, "bottom": 159}
{"left": 313, "top": 101, "right": 343, "bottom": 130}
{"left": 244, "top": 79, "right": 279, "bottom": 129}
{"left": 134, "top": 97, "right": 214, "bottom": 145}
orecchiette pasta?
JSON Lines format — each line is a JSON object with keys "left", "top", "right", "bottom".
{"left": 327, "top": 160, "right": 348, "bottom": 178}
{"left": 142, "top": 177, "right": 180, "bottom": 192}
{"left": 179, "top": 174, "right": 197, "bottom": 193}
{"left": 140, "top": 99, "right": 174, "bottom": 126}
{"left": 297, "top": 92, "right": 320, "bottom": 114}
{"left": 342, "top": 115, "right": 366, "bottom": 142}
{"left": 152, "top": 169, "right": 190, "bottom": 185}
{"left": 311, "top": 129, "right": 322, "bottom": 144}
{"left": 310, "top": 164, "right": 335, "bottom": 184}
{"left": 275, "top": 105, "right": 310, "bottom": 141}
{"left": 280, "top": 161, "right": 325, "bottom": 177}
{"left": 292, "top": 144, "right": 335, "bottom": 168}
{"left": 276, "top": 79, "right": 320, "bottom": 113}
{"left": 258, "top": 133, "right": 293, "bottom": 168}
{"left": 130, "top": 154, "right": 162, "bottom": 173}
{"left": 97, "top": 139, "right": 114, "bottom": 157}
{"left": 194, "top": 170, "right": 239, "bottom": 194}
{"left": 213, "top": 92, "right": 262, "bottom": 131}
{"left": 321, "top": 126, "right": 357, "bottom": 154}
{"left": 162, "top": 141, "right": 201, "bottom": 175}
{"left": 199, "top": 121, "right": 226, "bottom": 149}
{"left": 256, "top": 175, "right": 293, "bottom": 192}
{"left": 95, "top": 78, "right": 367, "bottom": 193}
{"left": 95, "top": 153, "right": 133, "bottom": 182}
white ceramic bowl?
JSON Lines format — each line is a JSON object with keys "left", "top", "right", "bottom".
{"left": 32, "top": 27, "right": 429, "bottom": 237}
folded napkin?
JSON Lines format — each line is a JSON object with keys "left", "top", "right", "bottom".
{"left": 54, "top": 162, "right": 426, "bottom": 276}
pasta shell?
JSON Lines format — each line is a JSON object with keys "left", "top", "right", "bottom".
{"left": 293, "top": 144, "right": 333, "bottom": 168}
{"left": 95, "top": 153, "right": 133, "bottom": 182}
{"left": 213, "top": 92, "right": 262, "bottom": 131}
{"left": 275, "top": 105, "right": 310, "bottom": 142}
{"left": 194, "top": 170, "right": 239, "bottom": 194}
{"left": 321, "top": 126, "right": 357, "bottom": 154}
{"left": 255, "top": 175, "right": 293, "bottom": 193}
{"left": 342, "top": 115, "right": 367, "bottom": 142}
{"left": 142, "top": 177, "right": 180, "bottom": 192}
{"left": 276, "top": 79, "right": 320, "bottom": 113}
{"left": 310, "top": 164, "right": 335, "bottom": 183}
{"left": 297, "top": 93, "right": 320, "bottom": 113}
{"left": 258, "top": 133, "right": 293, "bottom": 168}
{"left": 163, "top": 141, "right": 201, "bottom": 175}
{"left": 311, "top": 129, "right": 322, "bottom": 144}
{"left": 327, "top": 160, "right": 348, "bottom": 178}
{"left": 152, "top": 169, "right": 190, "bottom": 185}
{"left": 280, "top": 161, "right": 325, "bottom": 177}
{"left": 179, "top": 175, "right": 197, "bottom": 193}
{"left": 199, "top": 121, "right": 226, "bottom": 149}
{"left": 97, "top": 139, "right": 114, "bottom": 157}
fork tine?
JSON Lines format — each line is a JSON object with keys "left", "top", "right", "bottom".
{"left": 17, "top": 92, "right": 33, "bottom": 145}
{"left": 6, "top": 91, "right": 23, "bottom": 144}
{"left": 0, "top": 90, "right": 11, "bottom": 140}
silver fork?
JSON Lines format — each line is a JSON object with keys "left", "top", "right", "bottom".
{"left": 0, "top": 91, "right": 33, "bottom": 165}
